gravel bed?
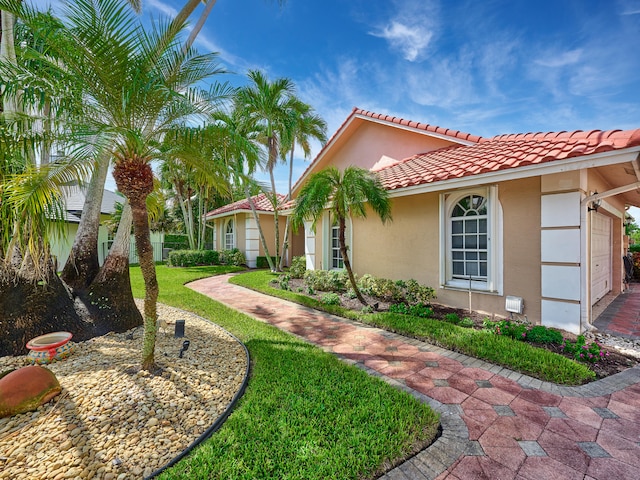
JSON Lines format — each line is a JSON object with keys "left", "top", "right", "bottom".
{"left": 0, "top": 302, "right": 248, "bottom": 480}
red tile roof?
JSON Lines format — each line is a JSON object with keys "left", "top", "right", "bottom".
{"left": 205, "top": 193, "right": 287, "bottom": 217}
{"left": 292, "top": 107, "right": 481, "bottom": 194}
{"left": 376, "top": 128, "right": 640, "bottom": 191}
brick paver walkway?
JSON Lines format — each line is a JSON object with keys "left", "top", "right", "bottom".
{"left": 188, "top": 274, "right": 640, "bottom": 480}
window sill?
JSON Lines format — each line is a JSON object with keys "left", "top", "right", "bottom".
{"left": 440, "top": 283, "right": 500, "bottom": 295}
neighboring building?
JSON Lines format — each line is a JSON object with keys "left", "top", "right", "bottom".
{"left": 204, "top": 193, "right": 300, "bottom": 268}
{"left": 215, "top": 108, "right": 640, "bottom": 334}
{"left": 51, "top": 186, "right": 164, "bottom": 269}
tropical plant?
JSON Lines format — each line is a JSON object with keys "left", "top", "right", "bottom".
{"left": 292, "top": 166, "right": 392, "bottom": 306}
{"left": 236, "top": 70, "right": 297, "bottom": 271}
{"left": 277, "top": 99, "right": 327, "bottom": 269}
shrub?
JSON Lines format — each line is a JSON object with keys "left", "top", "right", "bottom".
{"left": 221, "top": 249, "right": 246, "bottom": 266}
{"left": 167, "top": 249, "right": 219, "bottom": 267}
{"left": 304, "top": 269, "right": 349, "bottom": 292}
{"left": 388, "top": 303, "right": 433, "bottom": 318}
{"left": 490, "top": 320, "right": 528, "bottom": 339}
{"left": 357, "top": 274, "right": 376, "bottom": 296}
{"left": 371, "top": 277, "right": 404, "bottom": 302}
{"left": 277, "top": 274, "right": 291, "bottom": 291}
{"left": 289, "top": 256, "right": 307, "bottom": 279}
{"left": 562, "top": 335, "right": 610, "bottom": 363}
{"left": 405, "top": 279, "right": 436, "bottom": 306}
{"left": 459, "top": 317, "right": 475, "bottom": 328}
{"left": 524, "top": 325, "right": 563, "bottom": 344}
{"left": 164, "top": 233, "right": 189, "bottom": 250}
{"left": 321, "top": 292, "right": 341, "bottom": 306}
{"left": 256, "top": 256, "right": 275, "bottom": 269}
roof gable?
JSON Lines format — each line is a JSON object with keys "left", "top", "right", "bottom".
{"left": 205, "top": 193, "right": 287, "bottom": 219}
{"left": 292, "top": 107, "right": 481, "bottom": 196}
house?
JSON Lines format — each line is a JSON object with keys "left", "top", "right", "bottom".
{"left": 216, "top": 108, "right": 640, "bottom": 334}
{"left": 204, "top": 193, "right": 299, "bottom": 268}
{"left": 51, "top": 186, "right": 165, "bottom": 269}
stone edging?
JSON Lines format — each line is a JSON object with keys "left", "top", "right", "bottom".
{"left": 145, "top": 313, "right": 251, "bottom": 480}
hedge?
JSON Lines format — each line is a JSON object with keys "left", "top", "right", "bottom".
{"left": 167, "top": 249, "right": 219, "bottom": 267}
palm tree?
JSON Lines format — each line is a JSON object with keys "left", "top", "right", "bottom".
{"left": 292, "top": 166, "right": 392, "bottom": 306}
{"left": 210, "top": 103, "right": 281, "bottom": 270}
{"left": 278, "top": 99, "right": 327, "bottom": 269}
{"left": 2, "top": 0, "right": 225, "bottom": 370}
{"left": 236, "top": 70, "right": 296, "bottom": 271}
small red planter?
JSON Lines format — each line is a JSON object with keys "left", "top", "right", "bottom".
{"left": 26, "top": 332, "right": 74, "bottom": 365}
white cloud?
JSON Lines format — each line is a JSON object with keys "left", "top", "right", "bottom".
{"left": 145, "top": 0, "right": 179, "bottom": 18}
{"left": 369, "top": 0, "right": 439, "bottom": 62}
{"left": 534, "top": 48, "right": 583, "bottom": 68}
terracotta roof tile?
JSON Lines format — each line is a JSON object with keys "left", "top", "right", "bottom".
{"left": 376, "top": 128, "right": 640, "bottom": 191}
{"left": 205, "top": 193, "right": 287, "bottom": 218}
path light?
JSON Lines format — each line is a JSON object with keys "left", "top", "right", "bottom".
{"left": 179, "top": 340, "right": 190, "bottom": 358}
{"left": 174, "top": 319, "right": 185, "bottom": 337}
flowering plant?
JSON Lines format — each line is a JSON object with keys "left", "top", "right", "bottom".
{"left": 562, "top": 335, "right": 609, "bottom": 364}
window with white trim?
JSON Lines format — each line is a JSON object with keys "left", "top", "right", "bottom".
{"left": 441, "top": 187, "right": 502, "bottom": 293}
{"left": 224, "top": 219, "right": 235, "bottom": 251}
{"left": 331, "top": 225, "right": 344, "bottom": 269}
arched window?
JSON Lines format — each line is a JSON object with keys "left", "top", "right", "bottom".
{"left": 441, "top": 187, "right": 502, "bottom": 293}
{"left": 451, "top": 194, "right": 488, "bottom": 280}
{"left": 225, "top": 219, "right": 235, "bottom": 251}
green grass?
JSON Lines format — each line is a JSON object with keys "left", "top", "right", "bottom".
{"left": 130, "top": 265, "right": 439, "bottom": 480}
{"left": 231, "top": 270, "right": 596, "bottom": 385}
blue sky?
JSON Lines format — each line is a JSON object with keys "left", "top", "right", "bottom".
{"left": 46, "top": 0, "right": 640, "bottom": 199}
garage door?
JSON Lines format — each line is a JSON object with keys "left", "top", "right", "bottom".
{"left": 591, "top": 213, "right": 612, "bottom": 305}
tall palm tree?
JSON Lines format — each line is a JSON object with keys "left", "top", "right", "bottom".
{"left": 292, "top": 166, "right": 392, "bottom": 306}
{"left": 210, "top": 103, "right": 281, "bottom": 270}
{"left": 236, "top": 70, "right": 295, "bottom": 271}
{"left": 2, "top": 0, "right": 225, "bottom": 370}
{"left": 278, "top": 99, "right": 327, "bottom": 269}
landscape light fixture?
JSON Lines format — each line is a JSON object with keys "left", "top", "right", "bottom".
{"left": 179, "top": 340, "right": 190, "bottom": 358}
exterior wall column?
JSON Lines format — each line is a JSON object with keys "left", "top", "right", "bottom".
{"left": 304, "top": 221, "right": 315, "bottom": 270}
{"left": 245, "top": 216, "right": 259, "bottom": 268}
{"left": 540, "top": 190, "right": 582, "bottom": 334}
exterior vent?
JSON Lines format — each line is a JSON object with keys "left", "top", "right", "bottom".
{"left": 505, "top": 296, "right": 524, "bottom": 314}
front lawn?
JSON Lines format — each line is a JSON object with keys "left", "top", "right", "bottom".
{"left": 130, "top": 265, "right": 439, "bottom": 480}
{"left": 230, "top": 270, "right": 597, "bottom": 385}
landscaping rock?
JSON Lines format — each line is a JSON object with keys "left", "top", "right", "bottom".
{"left": 0, "top": 365, "right": 61, "bottom": 418}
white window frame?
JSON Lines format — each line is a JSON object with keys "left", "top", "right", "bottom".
{"left": 322, "top": 212, "right": 351, "bottom": 270}
{"left": 330, "top": 224, "right": 345, "bottom": 269}
{"left": 224, "top": 218, "right": 235, "bottom": 251}
{"left": 440, "top": 186, "right": 502, "bottom": 294}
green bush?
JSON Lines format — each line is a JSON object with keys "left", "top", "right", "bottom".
{"left": 164, "top": 233, "right": 189, "bottom": 250}
{"left": 220, "top": 249, "right": 246, "bottom": 266}
{"left": 321, "top": 292, "right": 341, "bottom": 306}
{"left": 524, "top": 325, "right": 563, "bottom": 344}
{"left": 629, "top": 244, "right": 640, "bottom": 253}
{"left": 278, "top": 274, "right": 291, "bottom": 291}
{"left": 167, "top": 249, "right": 219, "bottom": 267}
{"left": 289, "top": 256, "right": 307, "bottom": 279}
{"left": 443, "top": 313, "right": 461, "bottom": 325}
{"left": 562, "top": 335, "right": 610, "bottom": 363}
{"left": 304, "top": 269, "right": 349, "bottom": 292}
{"left": 405, "top": 279, "right": 436, "bottom": 305}
{"left": 256, "top": 256, "right": 275, "bottom": 269}
{"left": 459, "top": 317, "right": 475, "bottom": 328}
{"left": 388, "top": 303, "right": 433, "bottom": 318}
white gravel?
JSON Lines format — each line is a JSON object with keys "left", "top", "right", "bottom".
{"left": 0, "top": 301, "right": 248, "bottom": 480}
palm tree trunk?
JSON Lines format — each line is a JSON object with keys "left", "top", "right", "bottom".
{"left": 278, "top": 147, "right": 295, "bottom": 270}
{"left": 61, "top": 153, "right": 110, "bottom": 292}
{"left": 269, "top": 169, "right": 281, "bottom": 271}
{"left": 338, "top": 216, "right": 367, "bottom": 306}
{"left": 82, "top": 202, "right": 143, "bottom": 335}
{"left": 245, "top": 183, "right": 275, "bottom": 271}
{"left": 129, "top": 195, "right": 159, "bottom": 371}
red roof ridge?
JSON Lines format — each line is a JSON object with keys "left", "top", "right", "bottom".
{"left": 353, "top": 107, "right": 483, "bottom": 143}
{"left": 205, "top": 193, "right": 287, "bottom": 218}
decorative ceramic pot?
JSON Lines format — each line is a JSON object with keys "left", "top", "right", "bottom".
{"left": 26, "top": 332, "right": 74, "bottom": 365}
